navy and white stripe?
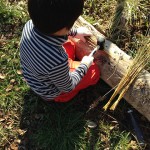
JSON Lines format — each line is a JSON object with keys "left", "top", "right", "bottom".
{"left": 20, "top": 20, "right": 88, "bottom": 99}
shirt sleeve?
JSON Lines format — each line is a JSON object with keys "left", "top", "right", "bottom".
{"left": 49, "top": 59, "right": 88, "bottom": 92}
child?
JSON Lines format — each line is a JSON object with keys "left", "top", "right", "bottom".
{"left": 20, "top": 0, "right": 100, "bottom": 102}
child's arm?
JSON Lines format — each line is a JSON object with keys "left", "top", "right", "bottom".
{"left": 49, "top": 55, "right": 93, "bottom": 93}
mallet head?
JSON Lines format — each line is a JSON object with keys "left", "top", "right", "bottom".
{"left": 97, "top": 36, "right": 105, "bottom": 50}
{"left": 89, "top": 36, "right": 105, "bottom": 56}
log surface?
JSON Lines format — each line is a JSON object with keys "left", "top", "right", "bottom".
{"left": 72, "top": 16, "right": 150, "bottom": 121}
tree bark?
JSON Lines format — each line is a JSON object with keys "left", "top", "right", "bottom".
{"left": 71, "top": 16, "right": 150, "bottom": 121}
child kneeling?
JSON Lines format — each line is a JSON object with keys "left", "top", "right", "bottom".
{"left": 20, "top": 0, "right": 100, "bottom": 102}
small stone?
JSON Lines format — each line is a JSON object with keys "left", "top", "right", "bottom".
{"left": 87, "top": 120, "right": 97, "bottom": 129}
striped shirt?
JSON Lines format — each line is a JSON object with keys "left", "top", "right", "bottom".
{"left": 20, "top": 20, "right": 88, "bottom": 99}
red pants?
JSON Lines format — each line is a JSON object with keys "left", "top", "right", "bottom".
{"left": 54, "top": 40, "right": 100, "bottom": 102}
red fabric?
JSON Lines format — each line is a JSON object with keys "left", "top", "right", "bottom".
{"left": 54, "top": 40, "right": 100, "bottom": 102}
{"left": 63, "top": 40, "right": 75, "bottom": 60}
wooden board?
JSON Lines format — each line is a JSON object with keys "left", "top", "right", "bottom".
{"left": 70, "top": 16, "right": 150, "bottom": 121}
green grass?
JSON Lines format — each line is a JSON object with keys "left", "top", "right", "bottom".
{"left": 0, "top": 0, "right": 149, "bottom": 149}
{"left": 16, "top": 90, "right": 136, "bottom": 150}
{"left": 83, "top": 0, "right": 149, "bottom": 53}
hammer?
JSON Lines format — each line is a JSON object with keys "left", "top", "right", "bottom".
{"left": 127, "top": 109, "right": 145, "bottom": 147}
{"left": 89, "top": 36, "right": 105, "bottom": 57}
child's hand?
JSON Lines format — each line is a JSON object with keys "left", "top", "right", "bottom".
{"left": 75, "top": 27, "right": 92, "bottom": 43}
{"left": 81, "top": 55, "right": 94, "bottom": 68}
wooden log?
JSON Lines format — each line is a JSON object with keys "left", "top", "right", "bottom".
{"left": 70, "top": 16, "right": 150, "bottom": 121}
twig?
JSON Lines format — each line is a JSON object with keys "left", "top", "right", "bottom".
{"left": 107, "top": 53, "right": 124, "bottom": 80}
{"left": 86, "top": 84, "right": 118, "bottom": 113}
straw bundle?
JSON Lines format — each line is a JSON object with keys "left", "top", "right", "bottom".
{"left": 103, "top": 36, "right": 150, "bottom": 111}
{"left": 75, "top": 19, "right": 150, "bottom": 111}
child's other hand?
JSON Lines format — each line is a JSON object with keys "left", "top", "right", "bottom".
{"left": 75, "top": 27, "right": 92, "bottom": 43}
{"left": 81, "top": 55, "right": 94, "bottom": 68}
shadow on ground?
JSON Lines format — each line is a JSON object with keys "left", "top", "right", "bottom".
{"left": 18, "top": 79, "right": 110, "bottom": 149}
{"left": 18, "top": 79, "right": 150, "bottom": 150}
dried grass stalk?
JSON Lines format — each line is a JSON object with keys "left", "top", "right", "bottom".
{"left": 103, "top": 36, "right": 150, "bottom": 111}
{"left": 75, "top": 17, "right": 149, "bottom": 111}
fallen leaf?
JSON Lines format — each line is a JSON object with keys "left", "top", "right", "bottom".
{"left": 129, "top": 140, "right": 138, "bottom": 149}
{"left": 17, "top": 70, "right": 22, "bottom": 75}
{"left": 14, "top": 139, "right": 21, "bottom": 144}
{"left": 1, "top": 54, "right": 6, "bottom": 58}
{"left": 109, "top": 126, "right": 115, "bottom": 130}
{"left": 111, "top": 121, "right": 118, "bottom": 124}
{"left": 10, "top": 142, "right": 18, "bottom": 150}
{"left": 0, "top": 118, "right": 5, "bottom": 122}
{"left": 22, "top": 78, "right": 26, "bottom": 82}
{"left": 17, "top": 129, "right": 27, "bottom": 135}
{"left": 15, "top": 87, "right": 20, "bottom": 91}
{"left": 6, "top": 85, "right": 13, "bottom": 92}
{"left": 0, "top": 73, "right": 6, "bottom": 79}
{"left": 10, "top": 79, "right": 16, "bottom": 84}
{"left": 100, "top": 133, "right": 106, "bottom": 142}
{"left": 6, "top": 120, "right": 14, "bottom": 126}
